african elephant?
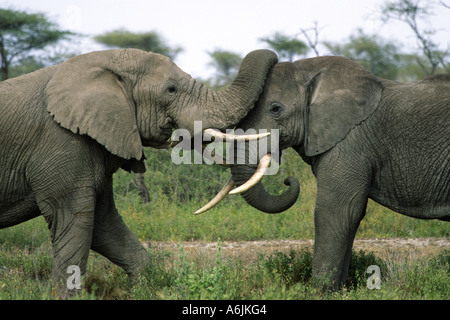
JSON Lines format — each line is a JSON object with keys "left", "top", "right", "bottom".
{"left": 198, "top": 56, "right": 449, "bottom": 290}
{"left": 0, "top": 48, "right": 277, "bottom": 291}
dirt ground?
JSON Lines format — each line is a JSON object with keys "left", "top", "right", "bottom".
{"left": 147, "top": 238, "right": 449, "bottom": 263}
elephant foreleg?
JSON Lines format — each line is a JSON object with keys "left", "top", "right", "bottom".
{"left": 312, "top": 194, "right": 368, "bottom": 290}
{"left": 312, "top": 163, "right": 370, "bottom": 291}
{"left": 90, "top": 181, "right": 149, "bottom": 280}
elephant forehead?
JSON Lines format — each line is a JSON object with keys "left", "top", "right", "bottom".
{"left": 265, "top": 85, "right": 283, "bottom": 99}
{"left": 266, "top": 64, "right": 298, "bottom": 95}
{"left": 151, "top": 61, "right": 191, "bottom": 83}
{"left": 264, "top": 75, "right": 289, "bottom": 97}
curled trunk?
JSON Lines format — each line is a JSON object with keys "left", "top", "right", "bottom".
{"left": 230, "top": 164, "right": 300, "bottom": 214}
{"left": 201, "top": 50, "right": 278, "bottom": 130}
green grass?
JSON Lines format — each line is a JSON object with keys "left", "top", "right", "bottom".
{"left": 0, "top": 148, "right": 448, "bottom": 299}
{"left": 0, "top": 228, "right": 448, "bottom": 300}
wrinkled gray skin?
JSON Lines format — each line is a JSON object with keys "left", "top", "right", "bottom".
{"left": 0, "top": 48, "right": 277, "bottom": 291}
{"left": 230, "top": 56, "right": 449, "bottom": 290}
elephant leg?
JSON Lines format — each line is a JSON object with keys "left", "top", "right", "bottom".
{"left": 90, "top": 180, "right": 149, "bottom": 280}
{"left": 311, "top": 164, "right": 370, "bottom": 291}
{"left": 37, "top": 188, "right": 96, "bottom": 293}
{"left": 312, "top": 194, "right": 368, "bottom": 290}
{"left": 136, "top": 173, "right": 150, "bottom": 203}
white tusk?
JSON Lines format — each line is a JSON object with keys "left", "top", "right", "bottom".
{"left": 203, "top": 128, "right": 270, "bottom": 141}
{"left": 195, "top": 177, "right": 235, "bottom": 214}
{"left": 229, "top": 154, "right": 271, "bottom": 195}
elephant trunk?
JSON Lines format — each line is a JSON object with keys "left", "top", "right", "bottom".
{"left": 201, "top": 50, "right": 278, "bottom": 130}
{"left": 230, "top": 161, "right": 300, "bottom": 214}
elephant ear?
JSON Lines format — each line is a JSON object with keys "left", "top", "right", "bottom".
{"left": 46, "top": 51, "right": 143, "bottom": 160}
{"left": 301, "top": 57, "right": 383, "bottom": 157}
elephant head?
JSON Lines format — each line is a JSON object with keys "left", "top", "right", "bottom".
{"left": 46, "top": 48, "right": 278, "bottom": 163}
{"left": 197, "top": 56, "right": 383, "bottom": 214}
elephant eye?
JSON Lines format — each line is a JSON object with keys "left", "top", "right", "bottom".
{"left": 167, "top": 85, "right": 177, "bottom": 94}
{"left": 269, "top": 102, "right": 283, "bottom": 115}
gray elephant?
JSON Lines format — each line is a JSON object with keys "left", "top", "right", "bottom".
{"left": 198, "top": 56, "right": 449, "bottom": 290}
{"left": 0, "top": 48, "right": 278, "bottom": 291}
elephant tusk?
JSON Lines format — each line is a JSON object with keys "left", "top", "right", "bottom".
{"left": 203, "top": 128, "right": 270, "bottom": 141}
{"left": 194, "top": 177, "right": 235, "bottom": 214}
{"left": 229, "top": 153, "right": 271, "bottom": 195}
{"left": 194, "top": 154, "right": 271, "bottom": 214}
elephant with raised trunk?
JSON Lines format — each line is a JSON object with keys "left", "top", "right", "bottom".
{"left": 199, "top": 55, "right": 449, "bottom": 290}
{"left": 0, "top": 48, "right": 277, "bottom": 291}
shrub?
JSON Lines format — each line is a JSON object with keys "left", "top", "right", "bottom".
{"left": 346, "top": 250, "right": 386, "bottom": 290}
{"left": 261, "top": 249, "right": 313, "bottom": 286}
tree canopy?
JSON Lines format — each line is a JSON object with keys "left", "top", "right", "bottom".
{"left": 0, "top": 8, "right": 74, "bottom": 80}
{"left": 1, "top": 0, "right": 449, "bottom": 83}
{"left": 206, "top": 50, "right": 242, "bottom": 88}
{"left": 380, "top": 0, "right": 449, "bottom": 75}
{"left": 324, "top": 29, "right": 401, "bottom": 80}
{"left": 94, "top": 29, "right": 182, "bottom": 60}
{"left": 260, "top": 32, "right": 308, "bottom": 62}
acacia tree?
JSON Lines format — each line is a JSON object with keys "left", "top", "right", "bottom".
{"left": 260, "top": 32, "right": 308, "bottom": 62}
{"left": 0, "top": 8, "right": 73, "bottom": 80}
{"left": 207, "top": 50, "right": 242, "bottom": 88}
{"left": 324, "top": 29, "right": 401, "bottom": 80}
{"left": 94, "top": 29, "right": 182, "bottom": 60}
{"left": 380, "top": 0, "right": 450, "bottom": 75}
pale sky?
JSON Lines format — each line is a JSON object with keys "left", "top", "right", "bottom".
{"left": 3, "top": 0, "right": 450, "bottom": 78}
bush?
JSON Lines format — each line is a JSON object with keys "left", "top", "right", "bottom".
{"left": 261, "top": 248, "right": 387, "bottom": 291}
{"left": 346, "top": 250, "right": 386, "bottom": 290}
{"left": 261, "top": 249, "right": 313, "bottom": 286}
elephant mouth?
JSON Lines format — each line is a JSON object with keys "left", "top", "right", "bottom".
{"left": 141, "top": 137, "right": 172, "bottom": 149}
{"left": 160, "top": 117, "right": 177, "bottom": 133}
{"left": 144, "top": 117, "right": 176, "bottom": 149}
{"left": 160, "top": 127, "right": 175, "bottom": 140}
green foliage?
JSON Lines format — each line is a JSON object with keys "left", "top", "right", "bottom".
{"left": 130, "top": 250, "right": 176, "bottom": 299}
{"left": 382, "top": 249, "right": 450, "bottom": 299}
{"left": 169, "top": 241, "right": 227, "bottom": 299}
{"left": 7, "top": 56, "right": 45, "bottom": 78}
{"left": 379, "top": 0, "right": 450, "bottom": 76}
{"left": 1, "top": 233, "right": 448, "bottom": 300}
{"left": 346, "top": 250, "right": 386, "bottom": 290}
{"left": 0, "top": 8, "right": 74, "bottom": 80}
{"left": 94, "top": 28, "right": 182, "bottom": 60}
{"left": 324, "top": 29, "right": 401, "bottom": 80}
{"left": 205, "top": 50, "right": 243, "bottom": 88}
{"left": 0, "top": 229, "right": 53, "bottom": 299}
{"left": 261, "top": 249, "right": 313, "bottom": 286}
{"left": 260, "top": 32, "right": 308, "bottom": 62}
{"left": 260, "top": 249, "right": 386, "bottom": 291}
